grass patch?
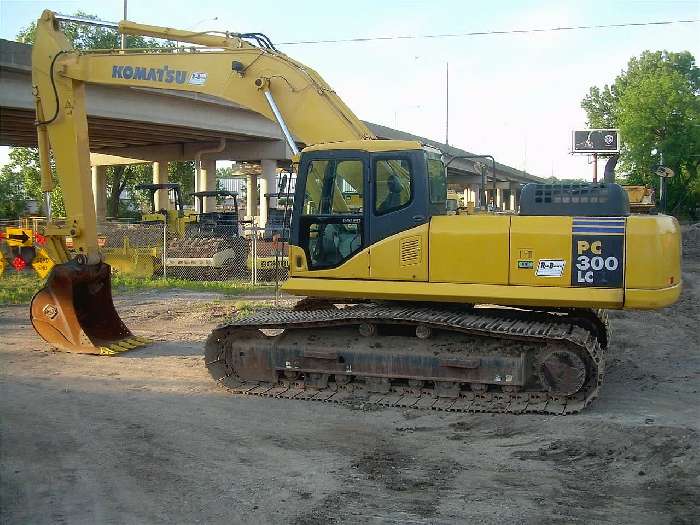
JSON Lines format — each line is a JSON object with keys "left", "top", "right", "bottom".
{"left": 0, "top": 271, "right": 275, "bottom": 305}
{"left": 111, "top": 275, "right": 272, "bottom": 296}
{"left": 0, "top": 272, "right": 43, "bottom": 305}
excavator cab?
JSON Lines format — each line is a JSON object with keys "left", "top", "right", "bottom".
{"left": 289, "top": 141, "right": 446, "bottom": 271}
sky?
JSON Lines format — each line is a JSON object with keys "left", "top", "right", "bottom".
{"left": 1, "top": 0, "right": 698, "bottom": 179}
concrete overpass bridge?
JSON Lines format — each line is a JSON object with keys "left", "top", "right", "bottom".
{"left": 1, "top": 38, "right": 542, "bottom": 225}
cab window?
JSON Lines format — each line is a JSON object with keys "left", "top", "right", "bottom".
{"left": 374, "top": 158, "right": 412, "bottom": 215}
{"left": 300, "top": 158, "right": 364, "bottom": 269}
{"left": 428, "top": 158, "right": 447, "bottom": 204}
{"left": 302, "top": 159, "right": 363, "bottom": 215}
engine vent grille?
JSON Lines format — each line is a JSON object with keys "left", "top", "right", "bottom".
{"left": 400, "top": 236, "right": 421, "bottom": 266}
{"left": 519, "top": 182, "right": 630, "bottom": 217}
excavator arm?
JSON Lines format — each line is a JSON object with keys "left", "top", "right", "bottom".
{"left": 29, "top": 10, "right": 374, "bottom": 354}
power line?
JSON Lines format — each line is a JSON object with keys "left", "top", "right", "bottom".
{"left": 279, "top": 19, "right": 699, "bottom": 46}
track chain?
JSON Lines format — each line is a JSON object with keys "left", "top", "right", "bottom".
{"left": 206, "top": 305, "right": 609, "bottom": 415}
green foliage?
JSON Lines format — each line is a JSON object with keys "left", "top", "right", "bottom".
{"left": 582, "top": 50, "right": 700, "bottom": 217}
{"left": 106, "top": 164, "right": 152, "bottom": 219}
{"left": 110, "top": 276, "right": 268, "bottom": 295}
{"left": 168, "top": 161, "right": 196, "bottom": 206}
{"left": 0, "top": 148, "right": 65, "bottom": 218}
{"left": 17, "top": 11, "right": 171, "bottom": 50}
{"left": 0, "top": 271, "right": 270, "bottom": 305}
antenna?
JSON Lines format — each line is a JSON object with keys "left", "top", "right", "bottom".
{"left": 445, "top": 61, "right": 449, "bottom": 145}
{"left": 121, "top": 0, "right": 127, "bottom": 50}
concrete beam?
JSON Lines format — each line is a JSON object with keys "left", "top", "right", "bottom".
{"left": 494, "top": 181, "right": 517, "bottom": 190}
{"left": 446, "top": 172, "right": 483, "bottom": 185}
{"left": 0, "top": 69, "right": 31, "bottom": 112}
{"left": 90, "top": 153, "right": 150, "bottom": 166}
{"left": 0, "top": 68, "right": 283, "bottom": 138}
{"left": 90, "top": 140, "right": 291, "bottom": 164}
{"left": 84, "top": 86, "right": 283, "bottom": 141}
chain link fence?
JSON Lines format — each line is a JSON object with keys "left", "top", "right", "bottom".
{"left": 162, "top": 223, "right": 288, "bottom": 285}
{"left": 1, "top": 216, "right": 289, "bottom": 289}
{"left": 97, "top": 220, "right": 288, "bottom": 286}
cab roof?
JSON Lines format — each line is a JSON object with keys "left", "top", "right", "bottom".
{"left": 302, "top": 139, "right": 424, "bottom": 154}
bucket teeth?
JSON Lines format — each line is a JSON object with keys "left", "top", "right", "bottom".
{"left": 99, "top": 337, "right": 150, "bottom": 356}
{"left": 99, "top": 346, "right": 123, "bottom": 356}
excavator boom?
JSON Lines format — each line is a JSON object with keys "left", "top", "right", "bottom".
{"left": 30, "top": 10, "right": 374, "bottom": 353}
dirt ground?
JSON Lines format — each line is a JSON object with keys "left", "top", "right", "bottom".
{"left": 1, "top": 231, "right": 699, "bottom": 524}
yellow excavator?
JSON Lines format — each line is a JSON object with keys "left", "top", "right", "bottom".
{"left": 30, "top": 11, "right": 681, "bottom": 413}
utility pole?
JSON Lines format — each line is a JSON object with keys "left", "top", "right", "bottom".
{"left": 445, "top": 62, "right": 449, "bottom": 145}
{"left": 592, "top": 153, "right": 598, "bottom": 182}
{"left": 121, "top": 0, "right": 127, "bottom": 50}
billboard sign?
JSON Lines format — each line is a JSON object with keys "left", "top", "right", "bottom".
{"left": 572, "top": 129, "right": 620, "bottom": 154}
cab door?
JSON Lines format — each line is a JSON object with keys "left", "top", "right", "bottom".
{"left": 368, "top": 150, "right": 428, "bottom": 244}
{"left": 367, "top": 150, "right": 431, "bottom": 281}
{"left": 292, "top": 150, "right": 369, "bottom": 276}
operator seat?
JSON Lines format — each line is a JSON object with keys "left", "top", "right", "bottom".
{"left": 315, "top": 224, "right": 341, "bottom": 266}
{"left": 378, "top": 174, "right": 403, "bottom": 214}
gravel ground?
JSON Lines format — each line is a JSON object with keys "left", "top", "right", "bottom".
{"left": 1, "top": 229, "right": 698, "bottom": 525}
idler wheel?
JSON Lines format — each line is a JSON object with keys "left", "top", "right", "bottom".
{"left": 539, "top": 350, "right": 587, "bottom": 395}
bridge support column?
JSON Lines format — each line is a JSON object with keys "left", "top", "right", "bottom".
{"left": 258, "top": 159, "right": 277, "bottom": 230}
{"left": 91, "top": 165, "right": 107, "bottom": 222}
{"left": 200, "top": 160, "right": 217, "bottom": 212}
{"left": 465, "top": 185, "right": 478, "bottom": 206}
{"left": 153, "top": 161, "right": 169, "bottom": 210}
{"left": 246, "top": 173, "right": 258, "bottom": 223}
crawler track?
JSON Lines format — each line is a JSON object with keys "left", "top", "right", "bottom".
{"left": 205, "top": 304, "right": 608, "bottom": 415}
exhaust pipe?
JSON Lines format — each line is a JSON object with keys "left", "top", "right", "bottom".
{"left": 603, "top": 154, "right": 619, "bottom": 184}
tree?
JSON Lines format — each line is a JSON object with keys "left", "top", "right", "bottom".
{"left": 0, "top": 147, "right": 65, "bottom": 218}
{"left": 16, "top": 11, "right": 165, "bottom": 51}
{"left": 582, "top": 51, "right": 700, "bottom": 217}
{"left": 1, "top": 12, "right": 194, "bottom": 219}
{"left": 169, "top": 161, "right": 196, "bottom": 206}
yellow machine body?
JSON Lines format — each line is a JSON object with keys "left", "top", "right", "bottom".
{"left": 284, "top": 214, "right": 681, "bottom": 310}
{"left": 29, "top": 10, "right": 681, "bottom": 357}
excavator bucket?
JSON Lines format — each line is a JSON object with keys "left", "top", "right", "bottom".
{"left": 30, "top": 260, "right": 150, "bottom": 355}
